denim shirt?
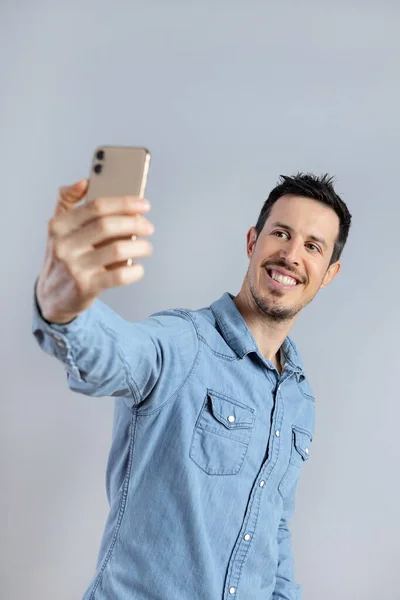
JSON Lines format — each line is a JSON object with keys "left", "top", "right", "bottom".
{"left": 32, "top": 291, "right": 315, "bottom": 600}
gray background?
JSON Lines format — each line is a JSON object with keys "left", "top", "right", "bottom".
{"left": 1, "top": 1, "right": 399, "bottom": 598}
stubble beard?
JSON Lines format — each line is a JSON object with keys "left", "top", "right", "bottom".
{"left": 248, "top": 271, "right": 305, "bottom": 323}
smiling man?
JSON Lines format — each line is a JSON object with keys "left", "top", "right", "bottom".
{"left": 33, "top": 172, "right": 352, "bottom": 600}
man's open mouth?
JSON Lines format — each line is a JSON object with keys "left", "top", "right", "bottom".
{"left": 265, "top": 268, "right": 300, "bottom": 287}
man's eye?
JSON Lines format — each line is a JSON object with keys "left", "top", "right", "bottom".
{"left": 273, "top": 231, "right": 289, "bottom": 239}
{"left": 307, "top": 243, "right": 319, "bottom": 253}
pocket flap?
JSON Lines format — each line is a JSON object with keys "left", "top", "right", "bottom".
{"left": 208, "top": 391, "right": 255, "bottom": 430}
{"left": 293, "top": 427, "right": 312, "bottom": 461}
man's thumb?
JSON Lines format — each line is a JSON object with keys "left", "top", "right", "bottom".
{"left": 55, "top": 179, "right": 88, "bottom": 216}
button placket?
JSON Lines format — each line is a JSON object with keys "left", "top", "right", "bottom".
{"left": 225, "top": 451, "right": 275, "bottom": 598}
{"left": 225, "top": 377, "right": 285, "bottom": 599}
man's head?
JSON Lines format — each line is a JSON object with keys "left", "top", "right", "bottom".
{"left": 244, "top": 173, "right": 352, "bottom": 323}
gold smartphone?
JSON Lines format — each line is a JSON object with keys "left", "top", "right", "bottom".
{"left": 86, "top": 146, "right": 151, "bottom": 269}
{"left": 86, "top": 145, "right": 151, "bottom": 203}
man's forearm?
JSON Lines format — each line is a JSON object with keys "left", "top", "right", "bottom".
{"left": 32, "top": 284, "right": 136, "bottom": 397}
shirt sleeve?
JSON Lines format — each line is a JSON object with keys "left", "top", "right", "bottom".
{"left": 271, "top": 477, "right": 303, "bottom": 600}
{"left": 32, "top": 283, "right": 199, "bottom": 408}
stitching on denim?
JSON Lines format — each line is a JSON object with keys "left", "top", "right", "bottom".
{"left": 63, "top": 339, "right": 79, "bottom": 378}
{"left": 282, "top": 337, "right": 302, "bottom": 370}
{"left": 136, "top": 309, "right": 200, "bottom": 416}
{"left": 196, "top": 423, "right": 251, "bottom": 444}
{"left": 210, "top": 303, "right": 257, "bottom": 358}
{"left": 189, "top": 391, "right": 254, "bottom": 475}
{"left": 189, "top": 457, "right": 244, "bottom": 476}
{"left": 297, "top": 385, "right": 315, "bottom": 401}
{"left": 208, "top": 398, "right": 255, "bottom": 429}
{"left": 226, "top": 385, "right": 285, "bottom": 594}
{"left": 195, "top": 391, "right": 255, "bottom": 439}
{"left": 225, "top": 473, "right": 260, "bottom": 594}
{"left": 197, "top": 333, "right": 238, "bottom": 361}
{"left": 189, "top": 425, "right": 250, "bottom": 475}
{"left": 278, "top": 422, "right": 313, "bottom": 497}
{"left": 233, "top": 481, "right": 262, "bottom": 596}
{"left": 88, "top": 411, "right": 137, "bottom": 599}
{"left": 207, "top": 389, "right": 255, "bottom": 413}
{"left": 189, "top": 447, "right": 248, "bottom": 476}
{"left": 209, "top": 302, "right": 233, "bottom": 343}
{"left": 98, "top": 309, "right": 199, "bottom": 411}
{"left": 212, "top": 411, "right": 253, "bottom": 428}
{"left": 97, "top": 319, "right": 140, "bottom": 402}
{"left": 292, "top": 425, "right": 313, "bottom": 439}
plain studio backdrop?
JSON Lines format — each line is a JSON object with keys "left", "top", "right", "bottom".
{"left": 1, "top": 1, "right": 399, "bottom": 599}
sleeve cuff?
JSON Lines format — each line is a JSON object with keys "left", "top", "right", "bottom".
{"left": 32, "top": 280, "right": 90, "bottom": 381}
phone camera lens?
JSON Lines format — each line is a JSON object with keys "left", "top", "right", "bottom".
{"left": 94, "top": 163, "right": 102, "bottom": 174}
{"left": 96, "top": 150, "right": 105, "bottom": 160}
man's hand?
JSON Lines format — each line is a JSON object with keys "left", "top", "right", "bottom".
{"left": 36, "top": 180, "right": 154, "bottom": 324}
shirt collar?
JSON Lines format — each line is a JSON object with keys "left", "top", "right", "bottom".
{"left": 210, "top": 292, "right": 306, "bottom": 376}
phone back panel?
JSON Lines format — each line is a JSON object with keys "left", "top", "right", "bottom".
{"left": 86, "top": 146, "right": 150, "bottom": 203}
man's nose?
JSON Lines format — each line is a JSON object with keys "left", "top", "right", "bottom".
{"left": 278, "top": 239, "right": 301, "bottom": 265}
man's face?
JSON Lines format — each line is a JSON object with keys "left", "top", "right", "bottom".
{"left": 245, "top": 194, "right": 341, "bottom": 322}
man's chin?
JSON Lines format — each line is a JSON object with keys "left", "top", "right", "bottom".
{"left": 261, "top": 305, "right": 298, "bottom": 323}
{"left": 251, "top": 290, "right": 301, "bottom": 322}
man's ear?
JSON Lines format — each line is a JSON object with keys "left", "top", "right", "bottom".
{"left": 320, "top": 261, "right": 341, "bottom": 289}
{"left": 247, "top": 227, "right": 258, "bottom": 259}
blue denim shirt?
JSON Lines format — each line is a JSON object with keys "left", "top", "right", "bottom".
{"left": 32, "top": 291, "right": 315, "bottom": 600}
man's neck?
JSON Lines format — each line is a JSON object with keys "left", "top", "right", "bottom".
{"left": 233, "top": 291, "right": 295, "bottom": 368}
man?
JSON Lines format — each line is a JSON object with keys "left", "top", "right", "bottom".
{"left": 33, "top": 172, "right": 352, "bottom": 600}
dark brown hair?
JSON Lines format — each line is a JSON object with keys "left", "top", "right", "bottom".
{"left": 255, "top": 173, "right": 352, "bottom": 264}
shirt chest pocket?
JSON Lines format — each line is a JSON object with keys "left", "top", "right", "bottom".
{"left": 278, "top": 426, "right": 313, "bottom": 498}
{"left": 189, "top": 389, "right": 255, "bottom": 475}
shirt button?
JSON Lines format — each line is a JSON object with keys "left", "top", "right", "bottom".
{"left": 259, "top": 480, "right": 265, "bottom": 487}
{"left": 228, "top": 415, "right": 235, "bottom": 423}
{"left": 305, "top": 448, "right": 309, "bottom": 455}
{"left": 57, "top": 341, "right": 65, "bottom": 348}
{"left": 244, "top": 533, "right": 251, "bottom": 541}
{"left": 275, "top": 430, "right": 280, "bottom": 437}
{"left": 229, "top": 587, "right": 236, "bottom": 595}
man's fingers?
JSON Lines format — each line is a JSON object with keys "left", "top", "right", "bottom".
{"left": 50, "top": 195, "right": 151, "bottom": 237}
{"left": 78, "top": 239, "right": 153, "bottom": 270}
{"left": 54, "top": 180, "right": 88, "bottom": 216}
{"left": 55, "top": 215, "right": 154, "bottom": 260}
{"left": 92, "top": 262, "right": 145, "bottom": 292}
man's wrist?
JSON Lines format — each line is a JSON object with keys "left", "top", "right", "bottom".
{"left": 34, "top": 279, "right": 77, "bottom": 326}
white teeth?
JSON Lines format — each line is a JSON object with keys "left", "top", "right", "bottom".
{"left": 269, "top": 270, "right": 297, "bottom": 286}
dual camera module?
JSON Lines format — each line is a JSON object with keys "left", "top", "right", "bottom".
{"left": 93, "top": 150, "right": 105, "bottom": 174}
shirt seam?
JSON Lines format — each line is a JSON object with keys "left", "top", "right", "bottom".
{"left": 197, "top": 333, "right": 238, "bottom": 361}
{"left": 97, "top": 319, "right": 141, "bottom": 403}
{"left": 88, "top": 410, "right": 138, "bottom": 599}
{"left": 135, "top": 309, "right": 200, "bottom": 416}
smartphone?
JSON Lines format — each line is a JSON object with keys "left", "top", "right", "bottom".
{"left": 86, "top": 146, "right": 151, "bottom": 269}
{"left": 86, "top": 145, "right": 151, "bottom": 203}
